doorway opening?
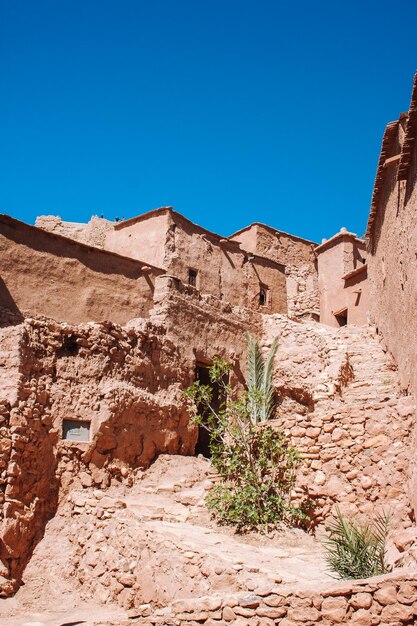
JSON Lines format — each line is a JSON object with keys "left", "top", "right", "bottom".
{"left": 194, "top": 363, "right": 227, "bottom": 458}
{"left": 334, "top": 308, "right": 348, "bottom": 327}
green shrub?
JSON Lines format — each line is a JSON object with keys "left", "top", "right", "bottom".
{"left": 246, "top": 332, "right": 278, "bottom": 423}
{"left": 323, "top": 507, "right": 390, "bottom": 579}
{"left": 184, "top": 354, "right": 306, "bottom": 531}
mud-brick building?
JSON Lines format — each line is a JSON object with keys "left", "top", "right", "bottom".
{"left": 31, "top": 206, "right": 369, "bottom": 327}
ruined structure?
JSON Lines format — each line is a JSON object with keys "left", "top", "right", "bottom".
{"left": 1, "top": 73, "right": 417, "bottom": 625}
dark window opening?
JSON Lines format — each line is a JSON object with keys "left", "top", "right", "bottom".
{"left": 194, "top": 364, "right": 227, "bottom": 458}
{"left": 259, "top": 287, "right": 268, "bottom": 306}
{"left": 57, "top": 334, "right": 79, "bottom": 357}
{"left": 188, "top": 268, "right": 198, "bottom": 287}
{"left": 62, "top": 419, "right": 91, "bottom": 442}
{"left": 335, "top": 309, "right": 348, "bottom": 327}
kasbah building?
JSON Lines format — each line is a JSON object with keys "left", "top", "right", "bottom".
{"left": 0, "top": 73, "right": 417, "bottom": 625}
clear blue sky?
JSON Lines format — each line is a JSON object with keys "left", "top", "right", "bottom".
{"left": 1, "top": 1, "right": 416, "bottom": 242}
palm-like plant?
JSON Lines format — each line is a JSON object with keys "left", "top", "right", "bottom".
{"left": 324, "top": 507, "right": 390, "bottom": 579}
{"left": 246, "top": 332, "right": 278, "bottom": 424}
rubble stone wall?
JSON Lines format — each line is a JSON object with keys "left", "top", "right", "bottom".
{"left": 262, "top": 315, "right": 415, "bottom": 536}
{"left": 0, "top": 316, "right": 197, "bottom": 596}
{"left": 139, "top": 572, "right": 417, "bottom": 625}
{"left": 0, "top": 215, "right": 164, "bottom": 325}
{"left": 0, "top": 286, "right": 266, "bottom": 597}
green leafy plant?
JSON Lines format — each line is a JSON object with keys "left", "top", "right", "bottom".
{"left": 246, "top": 332, "right": 278, "bottom": 423}
{"left": 323, "top": 507, "right": 391, "bottom": 579}
{"left": 184, "top": 353, "right": 305, "bottom": 531}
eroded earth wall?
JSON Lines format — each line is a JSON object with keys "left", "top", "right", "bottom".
{"left": 366, "top": 74, "right": 417, "bottom": 520}
{"left": 0, "top": 315, "right": 196, "bottom": 596}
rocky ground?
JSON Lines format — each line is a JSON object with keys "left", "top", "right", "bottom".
{"left": 0, "top": 455, "right": 331, "bottom": 625}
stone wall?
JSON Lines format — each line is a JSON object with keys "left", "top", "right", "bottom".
{"left": 262, "top": 315, "right": 415, "bottom": 534}
{"left": 138, "top": 573, "right": 417, "bottom": 624}
{"left": 0, "top": 215, "right": 164, "bottom": 325}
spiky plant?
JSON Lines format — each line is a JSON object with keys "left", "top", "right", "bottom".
{"left": 245, "top": 333, "right": 278, "bottom": 424}
{"left": 323, "top": 507, "right": 390, "bottom": 579}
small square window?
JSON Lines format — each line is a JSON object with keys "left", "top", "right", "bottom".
{"left": 188, "top": 268, "right": 198, "bottom": 287}
{"left": 62, "top": 419, "right": 91, "bottom": 442}
{"left": 259, "top": 287, "right": 268, "bottom": 306}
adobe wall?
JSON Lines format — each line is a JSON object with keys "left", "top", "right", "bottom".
{"left": 151, "top": 274, "right": 262, "bottom": 382}
{"left": 316, "top": 232, "right": 368, "bottom": 327}
{"left": 367, "top": 125, "right": 417, "bottom": 397}
{"left": 105, "top": 210, "right": 288, "bottom": 315}
{"left": 104, "top": 209, "right": 171, "bottom": 268}
{"left": 366, "top": 75, "right": 417, "bottom": 521}
{"left": 0, "top": 215, "right": 163, "bottom": 325}
{"left": 167, "top": 214, "right": 287, "bottom": 314}
{"left": 230, "top": 224, "right": 319, "bottom": 319}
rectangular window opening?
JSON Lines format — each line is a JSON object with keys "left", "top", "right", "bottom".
{"left": 188, "top": 268, "right": 198, "bottom": 287}
{"left": 259, "top": 286, "right": 268, "bottom": 306}
{"left": 62, "top": 419, "right": 91, "bottom": 442}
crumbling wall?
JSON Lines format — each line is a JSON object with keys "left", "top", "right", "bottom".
{"left": 151, "top": 274, "right": 263, "bottom": 386}
{"left": 0, "top": 316, "right": 196, "bottom": 596}
{"left": 165, "top": 214, "right": 287, "bottom": 314}
{"left": 0, "top": 215, "right": 164, "bottom": 325}
{"left": 36, "top": 214, "right": 113, "bottom": 248}
{"left": 262, "top": 315, "right": 415, "bottom": 534}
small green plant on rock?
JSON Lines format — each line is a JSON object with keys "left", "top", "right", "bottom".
{"left": 184, "top": 347, "right": 306, "bottom": 531}
{"left": 323, "top": 507, "right": 390, "bottom": 579}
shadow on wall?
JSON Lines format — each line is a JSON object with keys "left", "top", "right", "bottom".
{"left": 0, "top": 278, "right": 24, "bottom": 327}
{"left": 0, "top": 215, "right": 161, "bottom": 280}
